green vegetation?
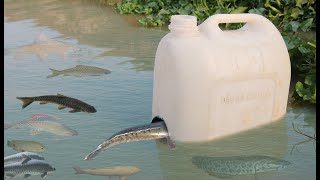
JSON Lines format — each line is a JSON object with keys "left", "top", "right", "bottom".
{"left": 115, "top": 0, "right": 316, "bottom": 105}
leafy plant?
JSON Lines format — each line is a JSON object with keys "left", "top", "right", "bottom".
{"left": 114, "top": 0, "right": 316, "bottom": 105}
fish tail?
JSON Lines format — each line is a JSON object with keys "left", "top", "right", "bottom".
{"left": 73, "top": 166, "right": 84, "bottom": 174}
{"left": 16, "top": 97, "right": 34, "bottom": 109}
{"left": 47, "top": 68, "right": 61, "bottom": 78}
{"left": 7, "top": 140, "right": 13, "bottom": 147}
{"left": 84, "top": 147, "right": 103, "bottom": 160}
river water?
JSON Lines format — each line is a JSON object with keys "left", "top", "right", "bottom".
{"left": 4, "top": 0, "right": 316, "bottom": 180}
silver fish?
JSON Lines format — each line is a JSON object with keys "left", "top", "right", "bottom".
{"left": 73, "top": 166, "right": 140, "bottom": 180}
{"left": 4, "top": 159, "right": 56, "bottom": 179}
{"left": 84, "top": 117, "right": 175, "bottom": 160}
{"left": 4, "top": 152, "right": 45, "bottom": 165}
{"left": 7, "top": 140, "right": 46, "bottom": 153}
{"left": 12, "top": 114, "right": 78, "bottom": 137}
{"left": 47, "top": 65, "right": 111, "bottom": 78}
{"left": 191, "top": 155, "right": 291, "bottom": 179}
{"left": 11, "top": 32, "right": 79, "bottom": 61}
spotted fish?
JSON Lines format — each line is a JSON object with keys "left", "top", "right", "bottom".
{"left": 84, "top": 116, "right": 175, "bottom": 160}
{"left": 191, "top": 155, "right": 291, "bottom": 179}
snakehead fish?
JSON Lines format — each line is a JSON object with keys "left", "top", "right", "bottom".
{"left": 4, "top": 159, "right": 56, "bottom": 179}
{"left": 192, "top": 155, "right": 291, "bottom": 179}
{"left": 16, "top": 93, "right": 96, "bottom": 113}
{"left": 84, "top": 116, "right": 175, "bottom": 160}
{"left": 4, "top": 152, "right": 45, "bottom": 165}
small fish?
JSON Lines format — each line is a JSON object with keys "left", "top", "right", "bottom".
{"left": 73, "top": 166, "right": 140, "bottom": 180}
{"left": 4, "top": 159, "right": 56, "bottom": 179}
{"left": 191, "top": 155, "right": 291, "bottom": 179}
{"left": 84, "top": 116, "right": 175, "bottom": 160}
{"left": 7, "top": 140, "right": 46, "bottom": 153}
{"left": 10, "top": 32, "right": 79, "bottom": 61}
{"left": 16, "top": 93, "right": 96, "bottom": 113}
{"left": 4, "top": 152, "right": 45, "bottom": 165}
{"left": 12, "top": 114, "right": 78, "bottom": 137}
{"left": 47, "top": 65, "right": 111, "bottom": 78}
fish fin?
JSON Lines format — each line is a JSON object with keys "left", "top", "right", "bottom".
{"left": 84, "top": 147, "right": 102, "bottom": 160}
{"left": 41, "top": 172, "right": 47, "bottom": 178}
{"left": 209, "top": 172, "right": 232, "bottom": 179}
{"left": 31, "top": 129, "right": 41, "bottom": 136}
{"left": 16, "top": 97, "right": 34, "bottom": 109}
{"left": 69, "top": 109, "right": 80, "bottom": 113}
{"left": 21, "top": 154, "right": 32, "bottom": 164}
{"left": 57, "top": 93, "right": 67, "bottom": 97}
{"left": 40, "top": 101, "right": 48, "bottom": 104}
{"left": 47, "top": 68, "right": 61, "bottom": 78}
{"left": 7, "top": 140, "right": 13, "bottom": 147}
{"left": 73, "top": 166, "right": 84, "bottom": 174}
{"left": 119, "top": 176, "right": 127, "bottom": 180}
{"left": 24, "top": 174, "right": 31, "bottom": 178}
{"left": 58, "top": 105, "right": 66, "bottom": 110}
{"left": 166, "top": 137, "right": 176, "bottom": 150}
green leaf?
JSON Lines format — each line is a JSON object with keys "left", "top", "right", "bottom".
{"left": 298, "top": 46, "right": 310, "bottom": 54}
{"left": 289, "top": 21, "right": 300, "bottom": 32}
{"left": 230, "top": 6, "right": 248, "bottom": 14}
{"left": 290, "top": 7, "right": 303, "bottom": 19}
{"left": 296, "top": 0, "right": 308, "bottom": 8}
{"left": 304, "top": 74, "right": 315, "bottom": 86}
{"left": 300, "top": 18, "right": 313, "bottom": 32}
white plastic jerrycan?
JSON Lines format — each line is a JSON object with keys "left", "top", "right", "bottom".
{"left": 152, "top": 13, "right": 291, "bottom": 142}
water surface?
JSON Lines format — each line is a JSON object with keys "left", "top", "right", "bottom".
{"left": 4, "top": 1, "right": 316, "bottom": 180}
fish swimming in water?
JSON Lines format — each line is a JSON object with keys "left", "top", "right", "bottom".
{"left": 191, "top": 155, "right": 291, "bottom": 179}
{"left": 4, "top": 159, "right": 56, "bottom": 179}
{"left": 84, "top": 116, "right": 175, "bottom": 160}
{"left": 4, "top": 152, "right": 45, "bottom": 165}
{"left": 9, "top": 32, "right": 79, "bottom": 61}
{"left": 16, "top": 93, "right": 97, "bottom": 113}
{"left": 73, "top": 166, "right": 140, "bottom": 180}
{"left": 47, "top": 65, "right": 111, "bottom": 78}
{"left": 7, "top": 140, "right": 46, "bottom": 153}
{"left": 11, "top": 114, "right": 78, "bottom": 137}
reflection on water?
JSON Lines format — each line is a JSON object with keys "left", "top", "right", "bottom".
{"left": 4, "top": 0, "right": 167, "bottom": 71}
{"left": 4, "top": 0, "right": 316, "bottom": 180}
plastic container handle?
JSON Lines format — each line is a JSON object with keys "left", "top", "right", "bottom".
{"left": 206, "top": 13, "right": 262, "bottom": 24}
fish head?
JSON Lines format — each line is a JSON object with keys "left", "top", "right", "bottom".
{"left": 85, "top": 105, "right": 97, "bottom": 113}
{"left": 257, "top": 158, "right": 291, "bottom": 172}
{"left": 38, "top": 145, "right": 46, "bottom": 152}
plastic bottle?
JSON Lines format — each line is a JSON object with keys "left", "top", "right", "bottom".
{"left": 152, "top": 14, "right": 291, "bottom": 142}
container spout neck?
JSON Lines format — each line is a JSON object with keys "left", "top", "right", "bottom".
{"left": 169, "top": 15, "right": 199, "bottom": 34}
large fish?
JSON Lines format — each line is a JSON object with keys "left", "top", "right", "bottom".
{"left": 16, "top": 93, "right": 97, "bottom": 113}
{"left": 4, "top": 159, "right": 56, "bottom": 179}
{"left": 4, "top": 152, "right": 44, "bottom": 165}
{"left": 7, "top": 140, "right": 46, "bottom": 153}
{"left": 84, "top": 116, "right": 175, "bottom": 160}
{"left": 12, "top": 114, "right": 78, "bottom": 137}
{"left": 191, "top": 155, "right": 291, "bottom": 179}
{"left": 73, "top": 166, "right": 140, "bottom": 180}
{"left": 10, "top": 32, "right": 79, "bottom": 61}
{"left": 47, "top": 65, "right": 111, "bottom": 78}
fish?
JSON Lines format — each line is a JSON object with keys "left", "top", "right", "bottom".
{"left": 7, "top": 140, "right": 46, "bottom": 153}
{"left": 73, "top": 166, "right": 140, "bottom": 180}
{"left": 4, "top": 159, "right": 56, "bottom": 179}
{"left": 47, "top": 65, "right": 111, "bottom": 78}
{"left": 16, "top": 93, "right": 97, "bottom": 113}
{"left": 84, "top": 116, "right": 175, "bottom": 160}
{"left": 12, "top": 114, "right": 78, "bottom": 137}
{"left": 10, "top": 32, "right": 79, "bottom": 61}
{"left": 191, "top": 155, "right": 291, "bottom": 179}
{"left": 4, "top": 152, "right": 45, "bottom": 165}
